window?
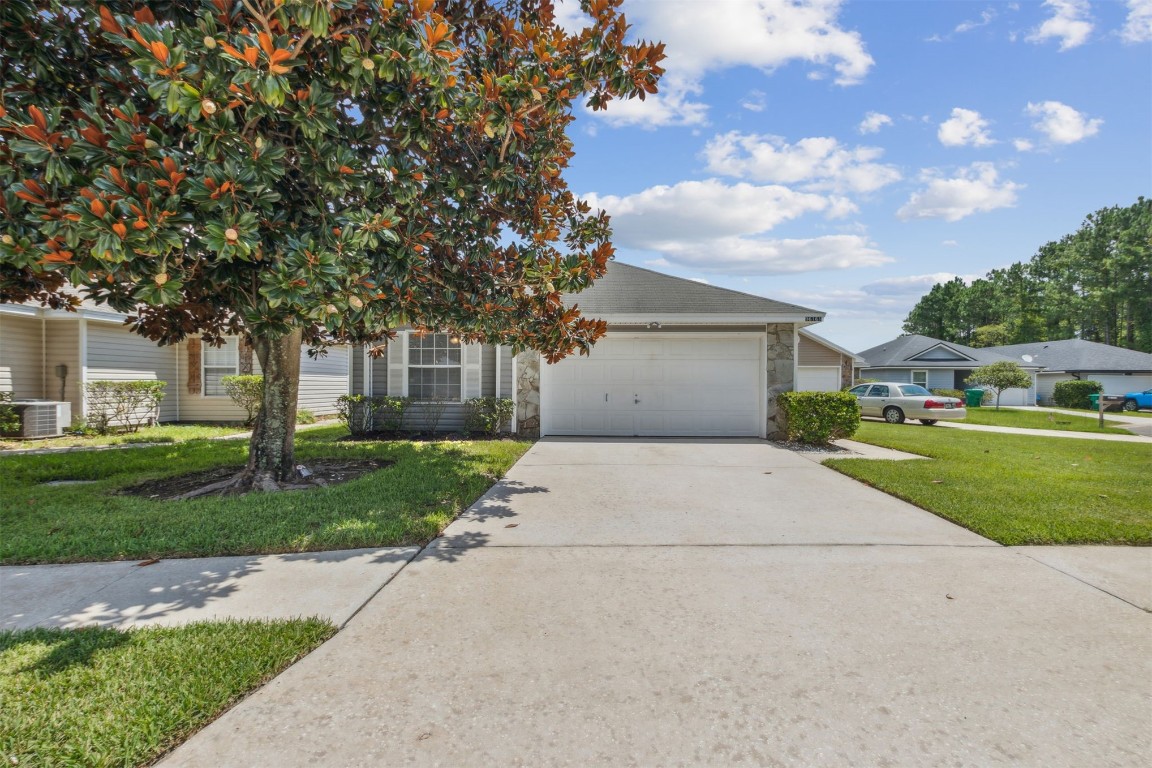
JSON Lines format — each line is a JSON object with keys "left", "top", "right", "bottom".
{"left": 911, "top": 370, "right": 928, "bottom": 388}
{"left": 202, "top": 337, "right": 239, "bottom": 396}
{"left": 849, "top": 385, "right": 870, "bottom": 396}
{"left": 867, "top": 384, "right": 890, "bottom": 397}
{"left": 408, "top": 333, "right": 461, "bottom": 401}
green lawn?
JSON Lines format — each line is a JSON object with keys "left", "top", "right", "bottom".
{"left": 1, "top": 426, "right": 531, "bottom": 564}
{"left": 0, "top": 619, "right": 334, "bottom": 767}
{"left": 960, "top": 407, "right": 1133, "bottom": 434}
{"left": 0, "top": 423, "right": 250, "bottom": 452}
{"left": 827, "top": 421, "right": 1151, "bottom": 545}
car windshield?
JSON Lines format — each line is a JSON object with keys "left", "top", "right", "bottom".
{"left": 899, "top": 385, "right": 933, "bottom": 396}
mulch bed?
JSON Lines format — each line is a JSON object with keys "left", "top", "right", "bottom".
{"left": 118, "top": 459, "right": 393, "bottom": 501}
{"left": 339, "top": 430, "right": 514, "bottom": 442}
{"left": 776, "top": 440, "right": 853, "bottom": 455}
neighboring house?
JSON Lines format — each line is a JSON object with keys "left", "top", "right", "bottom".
{"left": 351, "top": 262, "right": 825, "bottom": 439}
{"left": 0, "top": 301, "right": 350, "bottom": 426}
{"left": 857, "top": 334, "right": 1043, "bottom": 406}
{"left": 797, "top": 329, "right": 864, "bottom": 391}
{"left": 983, "top": 339, "right": 1152, "bottom": 403}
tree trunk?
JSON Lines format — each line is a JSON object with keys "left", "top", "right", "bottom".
{"left": 247, "top": 327, "right": 302, "bottom": 487}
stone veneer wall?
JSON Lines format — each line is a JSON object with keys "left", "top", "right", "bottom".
{"left": 840, "top": 356, "right": 855, "bottom": 390}
{"left": 765, "top": 324, "right": 796, "bottom": 440}
{"left": 515, "top": 350, "right": 541, "bottom": 438}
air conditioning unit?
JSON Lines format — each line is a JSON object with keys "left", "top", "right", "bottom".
{"left": 12, "top": 400, "right": 72, "bottom": 438}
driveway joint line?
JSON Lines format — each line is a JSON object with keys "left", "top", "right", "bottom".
{"left": 431, "top": 542, "right": 1003, "bottom": 549}
{"left": 336, "top": 548, "right": 424, "bottom": 630}
{"left": 1016, "top": 552, "right": 1151, "bottom": 614}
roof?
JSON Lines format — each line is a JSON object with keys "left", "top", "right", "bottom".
{"left": 986, "top": 339, "right": 1152, "bottom": 373}
{"left": 858, "top": 334, "right": 1039, "bottom": 369}
{"left": 799, "top": 328, "right": 865, "bottom": 364}
{"left": 563, "top": 262, "right": 822, "bottom": 321}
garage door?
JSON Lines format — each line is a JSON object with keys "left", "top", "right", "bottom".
{"left": 796, "top": 366, "right": 840, "bottom": 392}
{"left": 541, "top": 335, "right": 763, "bottom": 437}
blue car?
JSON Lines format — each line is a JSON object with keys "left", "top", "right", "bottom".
{"left": 1122, "top": 389, "right": 1152, "bottom": 411}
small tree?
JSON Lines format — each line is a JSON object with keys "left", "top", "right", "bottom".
{"left": 221, "top": 375, "right": 264, "bottom": 426}
{"left": 966, "top": 361, "right": 1032, "bottom": 410}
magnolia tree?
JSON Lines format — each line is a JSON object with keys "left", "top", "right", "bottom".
{"left": 967, "top": 361, "right": 1033, "bottom": 410}
{"left": 0, "top": 0, "right": 664, "bottom": 489}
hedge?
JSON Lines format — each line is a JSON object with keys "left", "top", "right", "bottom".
{"left": 1052, "top": 380, "right": 1102, "bottom": 409}
{"left": 84, "top": 380, "right": 167, "bottom": 434}
{"left": 777, "top": 391, "right": 861, "bottom": 445}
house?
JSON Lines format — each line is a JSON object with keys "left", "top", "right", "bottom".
{"left": 983, "top": 339, "right": 1152, "bottom": 404}
{"left": 797, "top": 329, "right": 864, "bottom": 391}
{"left": 0, "top": 300, "right": 350, "bottom": 427}
{"left": 350, "top": 262, "right": 825, "bottom": 439}
{"left": 857, "top": 334, "right": 1043, "bottom": 406}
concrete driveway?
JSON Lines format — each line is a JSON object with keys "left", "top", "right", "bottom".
{"left": 164, "top": 439, "right": 1150, "bottom": 768}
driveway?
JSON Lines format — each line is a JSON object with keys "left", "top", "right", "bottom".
{"left": 164, "top": 439, "right": 1150, "bottom": 767}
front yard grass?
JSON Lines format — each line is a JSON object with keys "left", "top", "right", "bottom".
{"left": 0, "top": 619, "right": 334, "bottom": 767}
{"left": 0, "top": 423, "right": 251, "bottom": 452}
{"left": 1, "top": 425, "right": 531, "bottom": 564}
{"left": 960, "top": 407, "right": 1133, "bottom": 434}
{"left": 827, "top": 422, "right": 1151, "bottom": 545}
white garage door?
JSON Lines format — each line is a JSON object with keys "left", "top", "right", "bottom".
{"left": 796, "top": 366, "right": 840, "bottom": 392}
{"left": 541, "top": 335, "right": 764, "bottom": 437}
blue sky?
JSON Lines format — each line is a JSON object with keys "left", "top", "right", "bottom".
{"left": 556, "top": 0, "right": 1151, "bottom": 352}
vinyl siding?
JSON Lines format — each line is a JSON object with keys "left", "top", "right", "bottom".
{"left": 44, "top": 318, "right": 83, "bottom": 419}
{"left": 175, "top": 338, "right": 260, "bottom": 422}
{"left": 498, "top": 345, "right": 512, "bottom": 397}
{"left": 86, "top": 322, "right": 179, "bottom": 422}
{"left": 797, "top": 335, "right": 842, "bottom": 367}
{"left": 481, "top": 345, "right": 496, "bottom": 397}
{"left": 0, "top": 313, "right": 44, "bottom": 398}
{"left": 298, "top": 345, "right": 350, "bottom": 416}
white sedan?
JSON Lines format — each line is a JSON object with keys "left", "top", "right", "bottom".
{"left": 847, "top": 382, "right": 967, "bottom": 425}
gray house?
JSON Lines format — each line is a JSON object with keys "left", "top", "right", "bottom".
{"left": 857, "top": 334, "right": 1042, "bottom": 406}
{"left": 984, "top": 339, "right": 1152, "bottom": 403}
{"left": 353, "top": 262, "right": 826, "bottom": 438}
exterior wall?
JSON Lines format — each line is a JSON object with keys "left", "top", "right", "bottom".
{"left": 44, "top": 318, "right": 83, "bottom": 419}
{"left": 515, "top": 350, "right": 541, "bottom": 438}
{"left": 1036, "top": 373, "right": 1074, "bottom": 404}
{"left": 298, "top": 346, "right": 350, "bottom": 416}
{"left": 86, "top": 321, "right": 179, "bottom": 422}
{"left": 797, "top": 335, "right": 841, "bottom": 366}
{"left": 840, "top": 357, "right": 854, "bottom": 390}
{"left": 0, "top": 313, "right": 44, "bottom": 399}
{"left": 498, "top": 345, "right": 513, "bottom": 397}
{"left": 350, "top": 348, "right": 366, "bottom": 395}
{"left": 764, "top": 324, "right": 795, "bottom": 440}
{"left": 174, "top": 339, "right": 258, "bottom": 422}
{"left": 481, "top": 345, "right": 496, "bottom": 397}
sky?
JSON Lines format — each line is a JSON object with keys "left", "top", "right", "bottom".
{"left": 555, "top": 0, "right": 1152, "bottom": 352}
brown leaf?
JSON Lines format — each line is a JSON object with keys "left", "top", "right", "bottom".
{"left": 136, "top": 558, "right": 160, "bottom": 567}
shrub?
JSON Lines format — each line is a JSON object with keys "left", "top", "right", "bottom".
{"left": 464, "top": 397, "right": 514, "bottom": 436}
{"left": 1053, "top": 380, "right": 1102, "bottom": 409}
{"left": 220, "top": 375, "right": 264, "bottom": 425}
{"left": 930, "top": 388, "right": 965, "bottom": 400}
{"left": 420, "top": 397, "right": 450, "bottom": 433}
{"left": 0, "top": 391, "right": 20, "bottom": 436}
{"left": 852, "top": 378, "right": 878, "bottom": 387}
{"left": 377, "top": 396, "right": 414, "bottom": 432}
{"left": 335, "top": 395, "right": 414, "bottom": 435}
{"left": 296, "top": 409, "right": 317, "bottom": 424}
{"left": 777, "top": 391, "right": 861, "bottom": 445}
{"left": 84, "top": 381, "right": 166, "bottom": 434}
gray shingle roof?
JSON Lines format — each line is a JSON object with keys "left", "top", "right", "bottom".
{"left": 986, "top": 339, "right": 1152, "bottom": 373}
{"left": 858, "top": 334, "right": 1036, "bottom": 369}
{"left": 563, "top": 262, "right": 821, "bottom": 317}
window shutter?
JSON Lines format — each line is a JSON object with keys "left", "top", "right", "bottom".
{"left": 463, "top": 342, "right": 482, "bottom": 399}
{"left": 187, "top": 338, "right": 201, "bottom": 393}
{"left": 387, "top": 336, "right": 406, "bottom": 396}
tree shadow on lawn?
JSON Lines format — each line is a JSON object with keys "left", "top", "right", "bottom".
{"left": 0, "top": 626, "right": 130, "bottom": 676}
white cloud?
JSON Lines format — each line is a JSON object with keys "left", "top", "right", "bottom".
{"left": 582, "top": 0, "right": 874, "bottom": 128}
{"left": 740, "top": 90, "right": 767, "bottom": 112}
{"left": 860, "top": 273, "right": 968, "bottom": 296}
{"left": 584, "top": 180, "right": 889, "bottom": 275}
{"left": 938, "top": 108, "right": 995, "bottom": 147}
{"left": 1027, "top": 0, "right": 1093, "bottom": 50}
{"left": 1026, "top": 100, "right": 1102, "bottom": 144}
{"left": 858, "top": 111, "right": 893, "bottom": 134}
{"left": 897, "top": 163, "right": 1023, "bottom": 222}
{"left": 651, "top": 235, "right": 891, "bottom": 275}
{"left": 1122, "top": 0, "right": 1152, "bottom": 42}
{"left": 702, "top": 132, "right": 902, "bottom": 193}
{"left": 956, "top": 7, "right": 998, "bottom": 34}
{"left": 1013, "top": 138, "right": 1034, "bottom": 151}
{"left": 942, "top": 240, "right": 960, "bottom": 247}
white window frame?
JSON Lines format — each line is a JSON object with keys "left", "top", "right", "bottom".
{"left": 911, "top": 369, "right": 928, "bottom": 388}
{"left": 407, "top": 332, "right": 463, "bottom": 402}
{"left": 202, "top": 336, "right": 240, "bottom": 397}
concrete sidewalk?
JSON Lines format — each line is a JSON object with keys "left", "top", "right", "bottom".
{"left": 1, "top": 548, "right": 417, "bottom": 630}
{"left": 937, "top": 419, "right": 1152, "bottom": 442}
{"left": 162, "top": 439, "right": 1151, "bottom": 768}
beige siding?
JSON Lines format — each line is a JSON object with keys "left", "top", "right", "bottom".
{"left": 174, "top": 338, "right": 255, "bottom": 422}
{"left": 298, "top": 345, "right": 350, "bottom": 416}
{"left": 797, "top": 335, "right": 843, "bottom": 367}
{"left": 86, "top": 322, "right": 179, "bottom": 422}
{"left": 44, "top": 318, "right": 82, "bottom": 419}
{"left": 0, "top": 313, "right": 44, "bottom": 398}
{"left": 498, "top": 345, "right": 513, "bottom": 397}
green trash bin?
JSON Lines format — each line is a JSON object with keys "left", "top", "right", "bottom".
{"left": 965, "top": 389, "right": 984, "bottom": 407}
{"left": 1088, "top": 394, "right": 1100, "bottom": 410}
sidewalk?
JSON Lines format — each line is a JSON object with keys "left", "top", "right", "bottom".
{"left": 937, "top": 419, "right": 1152, "bottom": 442}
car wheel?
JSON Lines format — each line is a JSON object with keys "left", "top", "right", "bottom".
{"left": 1123, "top": 399, "right": 1138, "bottom": 411}
{"left": 920, "top": 419, "right": 938, "bottom": 425}
{"left": 884, "top": 406, "right": 905, "bottom": 424}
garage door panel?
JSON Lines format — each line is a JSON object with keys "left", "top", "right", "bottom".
{"left": 543, "top": 335, "right": 764, "bottom": 437}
